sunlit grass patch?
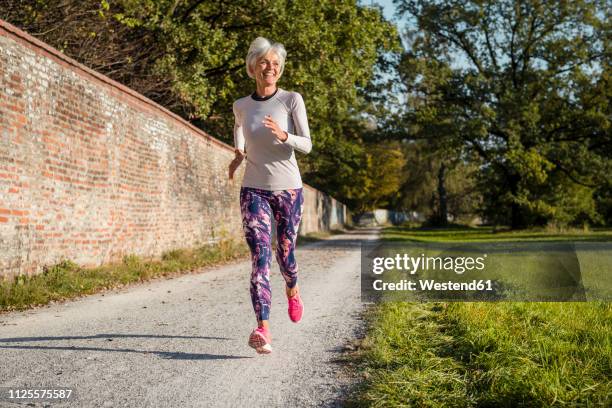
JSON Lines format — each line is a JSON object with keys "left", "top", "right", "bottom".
{"left": 346, "top": 226, "right": 612, "bottom": 407}
{"left": 347, "top": 301, "right": 611, "bottom": 407}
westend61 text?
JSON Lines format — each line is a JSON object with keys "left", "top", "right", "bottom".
{"left": 373, "top": 279, "right": 494, "bottom": 291}
{"left": 372, "top": 253, "right": 487, "bottom": 275}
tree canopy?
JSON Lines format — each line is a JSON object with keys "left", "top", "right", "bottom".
{"left": 393, "top": 0, "right": 611, "bottom": 227}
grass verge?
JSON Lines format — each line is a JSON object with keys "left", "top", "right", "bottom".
{"left": 0, "top": 239, "right": 249, "bottom": 313}
{"left": 383, "top": 225, "right": 612, "bottom": 242}
{"left": 345, "top": 226, "right": 612, "bottom": 407}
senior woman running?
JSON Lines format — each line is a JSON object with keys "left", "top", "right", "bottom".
{"left": 228, "top": 37, "right": 312, "bottom": 354}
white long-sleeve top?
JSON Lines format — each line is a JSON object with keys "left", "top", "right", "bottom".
{"left": 233, "top": 88, "right": 312, "bottom": 190}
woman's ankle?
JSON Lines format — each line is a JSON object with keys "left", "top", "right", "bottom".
{"left": 286, "top": 285, "right": 299, "bottom": 298}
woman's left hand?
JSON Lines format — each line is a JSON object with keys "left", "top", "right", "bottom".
{"left": 263, "top": 115, "right": 288, "bottom": 142}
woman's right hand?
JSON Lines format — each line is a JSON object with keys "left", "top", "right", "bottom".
{"left": 228, "top": 149, "right": 246, "bottom": 180}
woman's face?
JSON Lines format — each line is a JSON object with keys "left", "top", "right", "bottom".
{"left": 253, "top": 51, "right": 281, "bottom": 87}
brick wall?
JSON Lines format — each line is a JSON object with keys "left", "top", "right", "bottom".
{"left": 0, "top": 19, "right": 349, "bottom": 279}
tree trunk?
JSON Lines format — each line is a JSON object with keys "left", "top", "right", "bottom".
{"left": 437, "top": 162, "right": 448, "bottom": 226}
{"left": 509, "top": 173, "right": 525, "bottom": 229}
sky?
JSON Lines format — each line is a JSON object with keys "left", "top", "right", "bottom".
{"left": 368, "top": 0, "right": 399, "bottom": 22}
{"left": 367, "top": 0, "right": 471, "bottom": 70}
{"left": 364, "top": 0, "right": 414, "bottom": 52}
{"left": 360, "top": 0, "right": 409, "bottom": 110}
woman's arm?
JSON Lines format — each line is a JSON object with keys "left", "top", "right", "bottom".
{"left": 233, "top": 101, "right": 246, "bottom": 155}
{"left": 229, "top": 102, "right": 246, "bottom": 180}
{"left": 228, "top": 151, "right": 245, "bottom": 180}
{"left": 283, "top": 93, "right": 312, "bottom": 154}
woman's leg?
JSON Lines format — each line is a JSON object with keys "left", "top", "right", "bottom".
{"left": 271, "top": 188, "right": 304, "bottom": 294}
{"left": 240, "top": 187, "right": 273, "bottom": 328}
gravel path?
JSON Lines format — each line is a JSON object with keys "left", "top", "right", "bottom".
{"left": 0, "top": 227, "right": 379, "bottom": 408}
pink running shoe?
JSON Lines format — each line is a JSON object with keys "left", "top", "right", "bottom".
{"left": 287, "top": 292, "right": 304, "bottom": 323}
{"left": 248, "top": 327, "right": 272, "bottom": 354}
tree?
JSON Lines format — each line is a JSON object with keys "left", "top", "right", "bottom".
{"left": 394, "top": 0, "right": 611, "bottom": 228}
{"left": 389, "top": 140, "right": 481, "bottom": 225}
{"left": 304, "top": 118, "right": 407, "bottom": 214}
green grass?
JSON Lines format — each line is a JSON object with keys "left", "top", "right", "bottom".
{"left": 384, "top": 225, "right": 612, "bottom": 243}
{"left": 0, "top": 239, "right": 250, "bottom": 312}
{"left": 346, "top": 226, "right": 612, "bottom": 407}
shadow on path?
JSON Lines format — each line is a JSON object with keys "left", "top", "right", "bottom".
{"left": 0, "top": 333, "right": 230, "bottom": 342}
{"left": 0, "top": 344, "right": 251, "bottom": 360}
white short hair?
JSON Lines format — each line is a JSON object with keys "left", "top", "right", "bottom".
{"left": 246, "top": 37, "right": 287, "bottom": 79}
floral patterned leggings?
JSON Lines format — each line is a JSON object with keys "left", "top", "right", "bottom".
{"left": 240, "top": 187, "right": 304, "bottom": 322}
